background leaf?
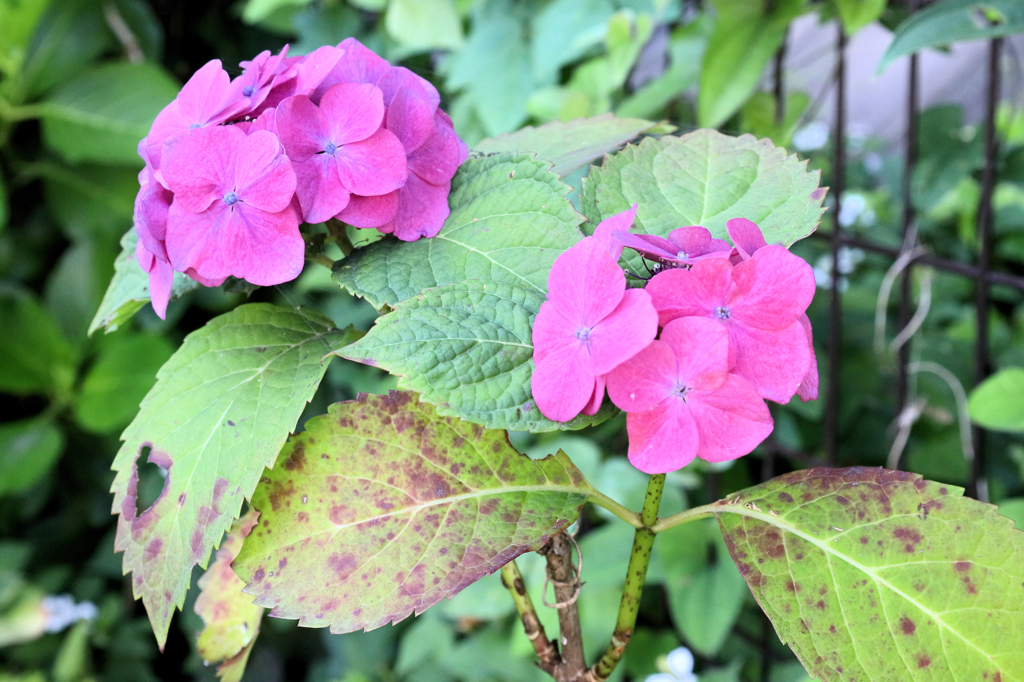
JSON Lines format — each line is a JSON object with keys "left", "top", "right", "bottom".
{"left": 338, "top": 281, "right": 616, "bottom": 431}
{"left": 834, "top": 0, "right": 887, "bottom": 35}
{"left": 0, "top": 291, "right": 78, "bottom": 397}
{"left": 234, "top": 391, "right": 595, "bottom": 634}
{"left": 473, "top": 114, "right": 668, "bottom": 178}
{"left": 385, "top": 0, "right": 464, "bottom": 52}
{"left": 968, "top": 367, "right": 1024, "bottom": 433}
{"left": 0, "top": 417, "right": 64, "bottom": 499}
{"left": 716, "top": 467, "right": 1024, "bottom": 682}
{"left": 109, "top": 303, "right": 352, "bottom": 648}
{"left": 333, "top": 152, "right": 584, "bottom": 309}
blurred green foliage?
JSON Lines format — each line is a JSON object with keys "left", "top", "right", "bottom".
{"left": 1, "top": 0, "right": 1023, "bottom": 680}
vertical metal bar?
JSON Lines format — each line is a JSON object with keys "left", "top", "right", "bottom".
{"left": 773, "top": 27, "right": 789, "bottom": 127}
{"left": 824, "top": 24, "right": 846, "bottom": 465}
{"left": 970, "top": 38, "right": 1002, "bottom": 502}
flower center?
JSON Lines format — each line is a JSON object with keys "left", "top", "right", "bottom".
{"left": 716, "top": 306, "right": 731, "bottom": 320}
{"left": 324, "top": 141, "right": 338, "bottom": 155}
{"left": 223, "top": 192, "right": 239, "bottom": 206}
{"left": 242, "top": 85, "right": 254, "bottom": 97}
{"left": 676, "top": 250, "right": 689, "bottom": 260}
{"left": 189, "top": 123, "right": 201, "bottom": 129}
{"left": 574, "top": 327, "right": 592, "bottom": 342}
{"left": 673, "top": 384, "right": 690, "bottom": 401}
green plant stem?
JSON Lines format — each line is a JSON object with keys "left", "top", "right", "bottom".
{"left": 650, "top": 502, "right": 719, "bottom": 533}
{"left": 587, "top": 474, "right": 665, "bottom": 682}
{"left": 0, "top": 97, "right": 44, "bottom": 123}
{"left": 500, "top": 560, "right": 560, "bottom": 675}
{"left": 586, "top": 491, "right": 643, "bottom": 528}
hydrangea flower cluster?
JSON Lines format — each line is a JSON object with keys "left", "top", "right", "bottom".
{"left": 531, "top": 209, "right": 818, "bottom": 474}
{"left": 134, "top": 40, "right": 467, "bottom": 318}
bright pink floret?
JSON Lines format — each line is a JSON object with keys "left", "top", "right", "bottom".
{"left": 613, "top": 225, "right": 731, "bottom": 267}
{"left": 606, "top": 317, "right": 773, "bottom": 474}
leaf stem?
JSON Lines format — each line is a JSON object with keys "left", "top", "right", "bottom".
{"left": 586, "top": 474, "right": 665, "bottom": 681}
{"left": 650, "top": 502, "right": 719, "bottom": 533}
{"left": 307, "top": 253, "right": 335, "bottom": 269}
{"left": 500, "top": 560, "right": 560, "bottom": 675}
{"left": 586, "top": 491, "right": 643, "bottom": 529}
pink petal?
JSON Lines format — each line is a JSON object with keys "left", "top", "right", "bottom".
{"left": 136, "top": 240, "right": 173, "bottom": 320}
{"left": 293, "top": 155, "right": 351, "bottom": 225}
{"left": 378, "top": 65, "right": 441, "bottom": 111}
{"left": 183, "top": 268, "right": 226, "bottom": 287}
{"left": 338, "top": 192, "right": 399, "bottom": 228}
{"left": 161, "top": 126, "right": 244, "bottom": 214}
{"left": 234, "top": 130, "right": 296, "bottom": 214}
{"left": 334, "top": 128, "right": 408, "bottom": 197}
{"left": 728, "top": 246, "right": 815, "bottom": 330}
{"left": 667, "top": 226, "right": 711, "bottom": 256}
{"left": 321, "top": 83, "right": 385, "bottom": 144}
{"left": 386, "top": 86, "right": 437, "bottom": 154}
{"left": 135, "top": 167, "right": 171, "bottom": 261}
{"left": 730, "top": 321, "right": 811, "bottom": 403}
{"left": 382, "top": 173, "right": 450, "bottom": 241}
{"left": 626, "top": 399, "right": 699, "bottom": 474}
{"left": 407, "top": 116, "right": 464, "bottom": 186}
{"left": 593, "top": 204, "right": 636, "bottom": 260}
{"left": 532, "top": 300, "right": 580, "bottom": 365}
{"left": 646, "top": 257, "right": 733, "bottom": 326}
{"left": 796, "top": 314, "right": 819, "bottom": 401}
{"left": 658, "top": 317, "right": 731, "bottom": 387}
{"left": 532, "top": 345, "right": 598, "bottom": 423}
{"left": 612, "top": 231, "right": 677, "bottom": 262}
{"left": 314, "top": 38, "right": 391, "bottom": 102}
{"left": 546, "top": 237, "right": 625, "bottom": 325}
{"left": 582, "top": 375, "right": 606, "bottom": 415}
{"left": 689, "top": 374, "right": 773, "bottom": 463}
{"left": 587, "top": 288, "right": 658, "bottom": 375}
{"left": 606, "top": 339, "right": 676, "bottom": 414}
{"left": 277, "top": 95, "right": 329, "bottom": 162}
{"left": 247, "top": 107, "right": 277, "bottom": 135}
{"left": 727, "top": 218, "right": 768, "bottom": 261}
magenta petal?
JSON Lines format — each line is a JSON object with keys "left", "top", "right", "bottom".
{"left": 321, "top": 83, "right": 385, "bottom": 144}
{"left": 378, "top": 65, "right": 441, "bottom": 111}
{"left": 135, "top": 167, "right": 171, "bottom": 261}
{"left": 162, "top": 126, "right": 244, "bottom": 213}
{"left": 626, "top": 400, "right": 699, "bottom": 474}
{"left": 136, "top": 240, "right": 173, "bottom": 320}
{"left": 183, "top": 268, "right": 226, "bottom": 288}
{"left": 658, "top": 317, "right": 731, "bottom": 385}
{"left": 796, "top": 314, "right": 819, "bottom": 401}
{"left": 593, "top": 204, "right": 636, "bottom": 260}
{"left": 612, "top": 231, "right": 677, "bottom": 262}
{"left": 730, "top": 321, "right": 811, "bottom": 403}
{"left": 582, "top": 375, "right": 606, "bottom": 416}
{"left": 234, "top": 130, "right": 296, "bottom": 213}
{"left": 294, "top": 155, "right": 350, "bottom": 224}
{"left": 338, "top": 192, "right": 399, "bottom": 228}
{"left": 532, "top": 345, "right": 597, "bottom": 423}
{"left": 727, "top": 218, "right": 768, "bottom": 260}
{"left": 532, "top": 300, "right": 580, "bottom": 365}
{"left": 386, "top": 86, "right": 436, "bottom": 154}
{"left": 667, "top": 226, "right": 713, "bottom": 256}
{"left": 407, "top": 118, "right": 464, "bottom": 186}
{"left": 646, "top": 258, "right": 732, "bottom": 326}
{"left": 384, "top": 173, "right": 450, "bottom": 241}
{"left": 334, "top": 128, "right": 408, "bottom": 197}
{"left": 606, "top": 339, "right": 676, "bottom": 414}
{"left": 546, "top": 237, "right": 625, "bottom": 325}
{"left": 315, "top": 38, "right": 391, "bottom": 101}
{"left": 689, "top": 374, "right": 773, "bottom": 463}
{"left": 587, "top": 288, "right": 658, "bottom": 374}
{"left": 729, "top": 246, "right": 815, "bottom": 330}
{"left": 277, "top": 95, "right": 329, "bottom": 162}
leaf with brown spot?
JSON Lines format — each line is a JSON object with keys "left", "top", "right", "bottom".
{"left": 234, "top": 391, "right": 594, "bottom": 634}
{"left": 714, "top": 467, "right": 1024, "bottom": 682}
{"left": 195, "top": 509, "right": 263, "bottom": 681}
{"left": 109, "top": 303, "right": 356, "bottom": 648}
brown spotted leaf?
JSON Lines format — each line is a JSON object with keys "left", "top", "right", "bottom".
{"left": 715, "top": 467, "right": 1024, "bottom": 682}
{"left": 195, "top": 509, "right": 263, "bottom": 679}
{"left": 233, "top": 391, "right": 594, "bottom": 633}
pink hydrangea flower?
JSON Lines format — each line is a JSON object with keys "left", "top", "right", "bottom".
{"left": 276, "top": 83, "right": 407, "bottom": 225}
{"left": 646, "top": 245, "right": 815, "bottom": 403}
{"left": 606, "top": 317, "right": 773, "bottom": 474}
{"left": 160, "top": 125, "right": 302, "bottom": 285}
{"left": 727, "top": 218, "right": 819, "bottom": 401}
{"left": 135, "top": 240, "right": 173, "bottom": 320}
{"left": 531, "top": 232, "right": 658, "bottom": 422}
{"left": 613, "top": 225, "right": 731, "bottom": 267}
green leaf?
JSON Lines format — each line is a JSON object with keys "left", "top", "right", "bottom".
{"left": 0, "top": 417, "right": 64, "bottom": 498}
{"left": 44, "top": 238, "right": 117, "bottom": 345}
{"left": 385, "top": 0, "right": 463, "bottom": 52}
{"left": 716, "top": 467, "right": 1024, "bottom": 682}
{"left": 73, "top": 332, "right": 175, "bottom": 434}
{"left": 241, "top": 0, "right": 312, "bottom": 24}
{"left": 0, "top": 291, "right": 78, "bottom": 397}
{"left": 194, "top": 509, "right": 262, "bottom": 682}
{"left": 41, "top": 61, "right": 179, "bottom": 166}
{"left": 968, "top": 367, "right": 1024, "bottom": 432}
{"left": 337, "top": 281, "right": 615, "bottom": 431}
{"left": 581, "top": 129, "right": 825, "bottom": 272}
{"left": 19, "top": 0, "right": 111, "bottom": 98}
{"left": 698, "top": 0, "right": 806, "bottom": 128}
{"left": 473, "top": 115, "right": 669, "bottom": 179}
{"left": 89, "top": 229, "right": 201, "bottom": 336}
{"left": 834, "top": 0, "right": 886, "bottom": 34}
{"left": 333, "top": 152, "right": 584, "bottom": 309}
{"left": 109, "top": 303, "right": 352, "bottom": 648}
{"left": 0, "top": 170, "right": 8, "bottom": 233}
{"left": 43, "top": 164, "right": 139, "bottom": 241}
{"left": 234, "top": 391, "right": 594, "bottom": 633}
{"left": 529, "top": 0, "right": 614, "bottom": 84}
{"left": 879, "top": 0, "right": 1024, "bottom": 73}
{"left": 0, "top": 0, "right": 49, "bottom": 79}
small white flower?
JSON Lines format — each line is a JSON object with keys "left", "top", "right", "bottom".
{"left": 646, "top": 646, "right": 698, "bottom": 682}
{"left": 41, "top": 594, "right": 98, "bottom": 633}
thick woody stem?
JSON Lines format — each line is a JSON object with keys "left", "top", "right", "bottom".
{"left": 540, "top": 531, "right": 586, "bottom": 681}
{"left": 586, "top": 474, "right": 665, "bottom": 682}
{"left": 501, "top": 560, "right": 560, "bottom": 674}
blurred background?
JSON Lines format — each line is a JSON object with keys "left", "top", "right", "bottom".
{"left": 2, "top": 0, "right": 1024, "bottom": 680}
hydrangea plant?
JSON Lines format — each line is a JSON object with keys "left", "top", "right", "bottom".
{"left": 91, "top": 39, "right": 1024, "bottom": 682}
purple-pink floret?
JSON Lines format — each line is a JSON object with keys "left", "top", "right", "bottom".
{"left": 134, "top": 39, "right": 466, "bottom": 318}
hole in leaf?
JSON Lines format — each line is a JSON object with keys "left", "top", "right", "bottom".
{"left": 135, "top": 446, "right": 168, "bottom": 516}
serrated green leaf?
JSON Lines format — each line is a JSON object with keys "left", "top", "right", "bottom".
{"left": 337, "top": 281, "right": 616, "bottom": 431}
{"left": 0, "top": 417, "right": 64, "bottom": 498}
{"left": 40, "top": 61, "right": 179, "bottom": 166}
{"left": 879, "top": 0, "right": 1024, "bottom": 73}
{"left": 109, "top": 303, "right": 353, "bottom": 648}
{"left": 580, "top": 130, "right": 825, "bottom": 274}
{"left": 715, "top": 467, "right": 1024, "bottom": 682}
{"left": 968, "top": 367, "right": 1024, "bottom": 432}
{"left": 333, "top": 152, "right": 584, "bottom": 309}
{"left": 195, "top": 509, "right": 262, "bottom": 681}
{"left": 89, "top": 229, "right": 201, "bottom": 336}
{"left": 473, "top": 114, "right": 667, "bottom": 179}
{"left": 234, "top": 391, "right": 594, "bottom": 633}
